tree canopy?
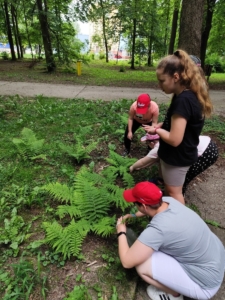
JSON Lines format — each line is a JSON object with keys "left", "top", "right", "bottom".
{"left": 0, "top": 0, "right": 224, "bottom": 71}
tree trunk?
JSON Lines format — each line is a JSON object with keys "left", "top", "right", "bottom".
{"left": 163, "top": 0, "right": 170, "bottom": 55}
{"left": 147, "top": 20, "right": 154, "bottom": 67}
{"left": 11, "top": 4, "right": 21, "bottom": 59}
{"left": 99, "top": 0, "right": 108, "bottom": 63}
{"left": 201, "top": 0, "right": 216, "bottom": 68}
{"left": 130, "top": 18, "right": 137, "bottom": 70}
{"left": 36, "top": 0, "right": 56, "bottom": 72}
{"left": 3, "top": 1, "right": 16, "bottom": 60}
{"left": 54, "top": 0, "right": 61, "bottom": 61}
{"left": 14, "top": 7, "right": 23, "bottom": 59}
{"left": 178, "top": 0, "right": 205, "bottom": 56}
{"left": 168, "top": 7, "right": 179, "bottom": 54}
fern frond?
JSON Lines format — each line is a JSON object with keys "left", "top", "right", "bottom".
{"left": 74, "top": 125, "right": 92, "bottom": 140}
{"left": 43, "top": 219, "right": 89, "bottom": 259}
{"left": 92, "top": 216, "right": 116, "bottom": 237}
{"left": 111, "top": 189, "right": 131, "bottom": 211}
{"left": 29, "top": 140, "right": 45, "bottom": 154}
{"left": 43, "top": 182, "right": 75, "bottom": 204}
{"left": 75, "top": 166, "right": 106, "bottom": 187}
{"left": 59, "top": 139, "right": 98, "bottom": 163}
{"left": 43, "top": 221, "right": 64, "bottom": 243}
{"left": 12, "top": 128, "right": 45, "bottom": 161}
{"left": 56, "top": 205, "right": 81, "bottom": 219}
{"left": 122, "top": 171, "right": 135, "bottom": 187}
{"left": 74, "top": 219, "right": 91, "bottom": 236}
{"left": 76, "top": 183, "right": 111, "bottom": 222}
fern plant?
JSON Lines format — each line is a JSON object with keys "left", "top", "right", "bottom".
{"left": 43, "top": 219, "right": 90, "bottom": 259}
{"left": 102, "top": 150, "right": 136, "bottom": 187}
{"left": 12, "top": 127, "right": 46, "bottom": 161}
{"left": 58, "top": 126, "right": 98, "bottom": 163}
{"left": 42, "top": 165, "right": 130, "bottom": 258}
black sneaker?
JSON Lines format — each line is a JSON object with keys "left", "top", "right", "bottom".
{"left": 121, "top": 149, "right": 130, "bottom": 157}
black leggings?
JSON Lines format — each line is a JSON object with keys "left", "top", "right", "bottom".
{"left": 182, "top": 141, "right": 218, "bottom": 194}
{"left": 124, "top": 119, "right": 152, "bottom": 152}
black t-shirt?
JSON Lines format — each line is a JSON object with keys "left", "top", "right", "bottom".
{"left": 158, "top": 90, "right": 204, "bottom": 166}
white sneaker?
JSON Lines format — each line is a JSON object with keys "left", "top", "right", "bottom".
{"left": 146, "top": 285, "right": 184, "bottom": 300}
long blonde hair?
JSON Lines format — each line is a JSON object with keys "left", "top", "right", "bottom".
{"left": 157, "top": 49, "right": 213, "bottom": 117}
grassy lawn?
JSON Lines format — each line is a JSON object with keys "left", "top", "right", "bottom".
{"left": 0, "top": 58, "right": 224, "bottom": 89}
{"left": 0, "top": 94, "right": 224, "bottom": 299}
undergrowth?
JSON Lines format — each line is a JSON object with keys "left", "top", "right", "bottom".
{"left": 0, "top": 95, "right": 224, "bottom": 299}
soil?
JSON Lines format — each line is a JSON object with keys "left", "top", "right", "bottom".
{"left": 0, "top": 59, "right": 225, "bottom": 300}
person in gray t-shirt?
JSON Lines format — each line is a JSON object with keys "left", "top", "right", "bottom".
{"left": 116, "top": 182, "right": 225, "bottom": 300}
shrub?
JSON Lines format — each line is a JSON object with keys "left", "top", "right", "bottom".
{"left": 1, "top": 51, "right": 9, "bottom": 60}
{"left": 119, "top": 65, "right": 125, "bottom": 72}
{"left": 99, "top": 52, "right": 105, "bottom": 60}
{"left": 205, "top": 54, "right": 225, "bottom": 73}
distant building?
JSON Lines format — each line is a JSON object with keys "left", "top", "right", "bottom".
{"left": 88, "top": 21, "right": 130, "bottom": 59}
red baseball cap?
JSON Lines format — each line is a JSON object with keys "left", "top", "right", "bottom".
{"left": 136, "top": 94, "right": 151, "bottom": 114}
{"left": 123, "top": 182, "right": 163, "bottom": 205}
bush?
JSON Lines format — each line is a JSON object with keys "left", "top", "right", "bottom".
{"left": 1, "top": 51, "right": 9, "bottom": 60}
{"left": 99, "top": 52, "right": 105, "bottom": 60}
{"left": 205, "top": 54, "right": 225, "bottom": 73}
{"left": 119, "top": 65, "right": 125, "bottom": 72}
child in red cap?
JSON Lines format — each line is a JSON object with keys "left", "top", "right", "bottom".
{"left": 122, "top": 93, "right": 159, "bottom": 156}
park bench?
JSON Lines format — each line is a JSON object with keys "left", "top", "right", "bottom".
{"left": 203, "top": 64, "right": 213, "bottom": 82}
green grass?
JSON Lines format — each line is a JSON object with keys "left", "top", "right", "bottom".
{"left": 1, "top": 58, "right": 224, "bottom": 88}
{"left": 0, "top": 94, "right": 224, "bottom": 299}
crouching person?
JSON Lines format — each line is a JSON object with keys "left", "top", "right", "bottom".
{"left": 116, "top": 182, "right": 225, "bottom": 300}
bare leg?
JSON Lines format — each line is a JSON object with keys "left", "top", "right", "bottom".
{"left": 136, "top": 256, "right": 180, "bottom": 297}
{"left": 164, "top": 184, "right": 185, "bottom": 205}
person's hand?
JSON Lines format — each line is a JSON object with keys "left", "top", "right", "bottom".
{"left": 122, "top": 214, "right": 132, "bottom": 220}
{"left": 116, "top": 216, "right": 126, "bottom": 233}
{"left": 142, "top": 124, "right": 155, "bottom": 134}
{"left": 127, "top": 132, "right": 133, "bottom": 140}
{"left": 129, "top": 165, "right": 134, "bottom": 173}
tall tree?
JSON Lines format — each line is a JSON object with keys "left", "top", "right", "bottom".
{"left": 3, "top": 0, "right": 16, "bottom": 60}
{"left": 36, "top": 0, "right": 56, "bottom": 72}
{"left": 168, "top": 0, "right": 181, "bottom": 54}
{"left": 200, "top": 0, "right": 217, "bottom": 67}
{"left": 178, "top": 0, "right": 205, "bottom": 55}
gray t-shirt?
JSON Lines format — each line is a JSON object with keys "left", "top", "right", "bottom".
{"left": 138, "top": 197, "right": 225, "bottom": 289}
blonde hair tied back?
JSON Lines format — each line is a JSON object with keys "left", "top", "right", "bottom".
{"left": 157, "top": 49, "right": 213, "bottom": 117}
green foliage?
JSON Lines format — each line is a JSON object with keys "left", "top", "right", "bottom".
{"left": 92, "top": 216, "right": 116, "bottom": 237}
{"left": 12, "top": 127, "right": 46, "bottom": 161}
{"left": 1, "top": 184, "right": 44, "bottom": 210}
{"left": 111, "top": 286, "right": 119, "bottom": 300}
{"left": 58, "top": 126, "right": 99, "bottom": 163}
{"left": 0, "top": 257, "right": 48, "bottom": 300}
{"left": 0, "top": 208, "right": 31, "bottom": 255}
{"left": 205, "top": 53, "right": 225, "bottom": 73}
{"left": 102, "top": 150, "right": 136, "bottom": 187}
{"left": 42, "top": 164, "right": 130, "bottom": 258}
{"left": 205, "top": 219, "right": 220, "bottom": 227}
{"left": 43, "top": 219, "right": 89, "bottom": 259}
{"left": 63, "top": 284, "right": 92, "bottom": 300}
{"left": 39, "top": 250, "right": 66, "bottom": 267}
{"left": 1, "top": 51, "right": 9, "bottom": 60}
{"left": 119, "top": 65, "right": 125, "bottom": 72}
